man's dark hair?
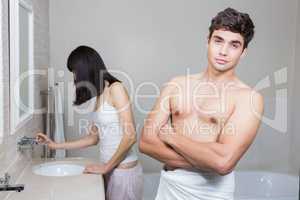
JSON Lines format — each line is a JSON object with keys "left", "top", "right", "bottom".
{"left": 208, "top": 8, "right": 255, "bottom": 49}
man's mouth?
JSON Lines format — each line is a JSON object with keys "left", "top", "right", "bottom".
{"left": 215, "top": 58, "right": 228, "bottom": 65}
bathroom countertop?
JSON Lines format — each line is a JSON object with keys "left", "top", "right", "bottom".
{"left": 6, "top": 157, "right": 105, "bottom": 200}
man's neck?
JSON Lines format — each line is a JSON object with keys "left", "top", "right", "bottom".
{"left": 203, "top": 65, "right": 237, "bottom": 84}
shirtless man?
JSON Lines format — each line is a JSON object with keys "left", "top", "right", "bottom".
{"left": 139, "top": 8, "right": 264, "bottom": 200}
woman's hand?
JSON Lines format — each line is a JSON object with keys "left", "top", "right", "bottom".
{"left": 83, "top": 164, "right": 110, "bottom": 174}
{"left": 36, "top": 133, "right": 57, "bottom": 149}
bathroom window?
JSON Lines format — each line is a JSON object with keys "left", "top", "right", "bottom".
{"left": 9, "top": 0, "right": 34, "bottom": 134}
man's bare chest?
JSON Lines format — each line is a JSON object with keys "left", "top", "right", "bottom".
{"left": 169, "top": 86, "right": 236, "bottom": 126}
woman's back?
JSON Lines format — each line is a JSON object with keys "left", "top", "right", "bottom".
{"left": 89, "top": 83, "right": 138, "bottom": 164}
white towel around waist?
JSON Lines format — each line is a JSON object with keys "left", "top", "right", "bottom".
{"left": 155, "top": 169, "right": 235, "bottom": 200}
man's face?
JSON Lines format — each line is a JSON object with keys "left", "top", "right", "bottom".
{"left": 207, "top": 29, "right": 246, "bottom": 72}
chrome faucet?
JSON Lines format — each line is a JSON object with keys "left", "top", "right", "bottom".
{"left": 17, "top": 136, "right": 50, "bottom": 159}
{"left": 0, "top": 173, "right": 10, "bottom": 185}
{"left": 0, "top": 173, "right": 24, "bottom": 192}
{"left": 17, "top": 136, "right": 38, "bottom": 152}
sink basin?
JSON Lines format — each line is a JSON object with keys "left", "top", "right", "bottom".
{"left": 32, "top": 163, "right": 85, "bottom": 177}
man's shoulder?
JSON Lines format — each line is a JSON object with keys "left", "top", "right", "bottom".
{"left": 235, "top": 80, "right": 261, "bottom": 95}
{"left": 231, "top": 87, "right": 264, "bottom": 121}
{"left": 168, "top": 73, "right": 202, "bottom": 83}
{"left": 168, "top": 75, "right": 186, "bottom": 83}
{"left": 163, "top": 74, "right": 199, "bottom": 92}
{"left": 233, "top": 85, "right": 264, "bottom": 107}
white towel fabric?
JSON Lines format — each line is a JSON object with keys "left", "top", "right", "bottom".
{"left": 53, "top": 83, "right": 66, "bottom": 158}
{"left": 155, "top": 169, "right": 235, "bottom": 200}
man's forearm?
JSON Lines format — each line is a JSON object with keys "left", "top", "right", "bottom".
{"left": 139, "top": 139, "right": 194, "bottom": 169}
{"left": 165, "top": 134, "right": 229, "bottom": 173}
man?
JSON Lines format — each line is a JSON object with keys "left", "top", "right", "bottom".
{"left": 139, "top": 7, "right": 264, "bottom": 200}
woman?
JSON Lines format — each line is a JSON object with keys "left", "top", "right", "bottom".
{"left": 36, "top": 45, "right": 143, "bottom": 200}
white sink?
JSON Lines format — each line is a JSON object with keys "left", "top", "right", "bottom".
{"left": 33, "top": 163, "right": 85, "bottom": 177}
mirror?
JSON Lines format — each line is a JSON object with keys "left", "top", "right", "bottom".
{"left": 9, "top": 0, "right": 34, "bottom": 133}
{"left": 19, "top": 4, "right": 31, "bottom": 117}
{"left": 0, "top": 4, "right": 2, "bottom": 141}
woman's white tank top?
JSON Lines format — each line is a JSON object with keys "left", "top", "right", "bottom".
{"left": 88, "top": 97, "right": 138, "bottom": 164}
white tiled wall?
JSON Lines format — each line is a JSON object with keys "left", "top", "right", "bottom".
{"left": 0, "top": 0, "right": 49, "bottom": 198}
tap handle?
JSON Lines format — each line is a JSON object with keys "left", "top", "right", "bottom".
{"left": 18, "top": 136, "right": 38, "bottom": 145}
{"left": 4, "top": 173, "right": 11, "bottom": 184}
{"left": 0, "top": 173, "right": 10, "bottom": 185}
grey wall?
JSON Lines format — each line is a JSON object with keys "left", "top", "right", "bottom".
{"left": 0, "top": 0, "right": 49, "bottom": 198}
{"left": 49, "top": 0, "right": 298, "bottom": 173}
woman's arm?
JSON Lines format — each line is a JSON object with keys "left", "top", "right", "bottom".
{"left": 36, "top": 124, "right": 99, "bottom": 150}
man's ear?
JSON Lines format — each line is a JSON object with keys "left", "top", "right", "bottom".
{"left": 241, "top": 48, "right": 247, "bottom": 58}
{"left": 206, "top": 36, "right": 210, "bottom": 48}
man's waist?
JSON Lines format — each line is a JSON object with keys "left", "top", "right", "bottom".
{"left": 161, "top": 168, "right": 235, "bottom": 182}
{"left": 160, "top": 168, "right": 235, "bottom": 192}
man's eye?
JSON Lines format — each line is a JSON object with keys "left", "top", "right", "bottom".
{"left": 232, "top": 43, "right": 240, "bottom": 48}
{"left": 215, "top": 39, "right": 222, "bottom": 43}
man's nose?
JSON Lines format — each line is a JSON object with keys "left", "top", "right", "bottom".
{"left": 219, "top": 44, "right": 228, "bottom": 56}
